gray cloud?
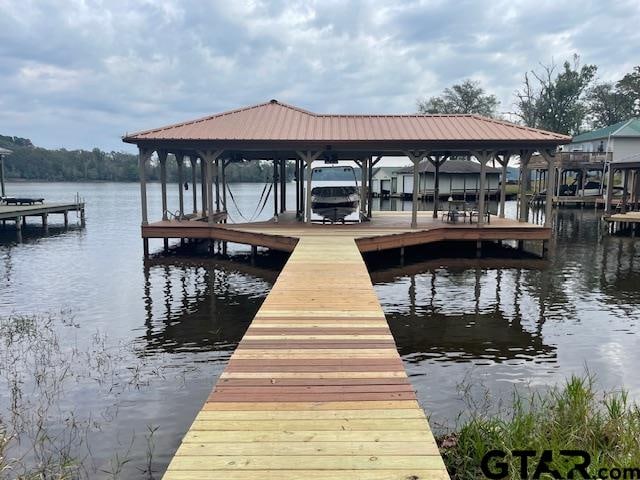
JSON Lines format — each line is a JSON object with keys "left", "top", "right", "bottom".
{"left": 0, "top": 0, "right": 638, "bottom": 151}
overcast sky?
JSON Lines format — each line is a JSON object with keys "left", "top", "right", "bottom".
{"left": 1, "top": 0, "right": 639, "bottom": 152}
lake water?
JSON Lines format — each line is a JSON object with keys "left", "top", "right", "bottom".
{"left": 1, "top": 181, "right": 639, "bottom": 478}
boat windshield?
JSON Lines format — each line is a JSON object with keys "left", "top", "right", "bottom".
{"left": 311, "top": 167, "right": 356, "bottom": 182}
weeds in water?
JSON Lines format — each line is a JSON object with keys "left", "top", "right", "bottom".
{"left": 0, "top": 313, "right": 178, "bottom": 479}
{"left": 438, "top": 373, "right": 640, "bottom": 479}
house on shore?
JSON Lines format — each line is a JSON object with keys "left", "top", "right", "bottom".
{"left": 371, "top": 166, "right": 402, "bottom": 197}
{"left": 394, "top": 158, "right": 502, "bottom": 200}
{"left": 528, "top": 118, "right": 640, "bottom": 204}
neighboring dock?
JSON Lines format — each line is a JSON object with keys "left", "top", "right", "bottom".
{"left": 604, "top": 211, "right": 640, "bottom": 235}
{"left": 0, "top": 202, "right": 86, "bottom": 239}
{"left": 163, "top": 235, "right": 449, "bottom": 480}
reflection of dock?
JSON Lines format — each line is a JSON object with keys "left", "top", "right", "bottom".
{"left": 0, "top": 202, "right": 85, "bottom": 240}
{"left": 163, "top": 236, "right": 450, "bottom": 479}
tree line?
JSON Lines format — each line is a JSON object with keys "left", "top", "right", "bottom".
{"left": 417, "top": 56, "right": 640, "bottom": 135}
{"left": 0, "top": 135, "right": 294, "bottom": 183}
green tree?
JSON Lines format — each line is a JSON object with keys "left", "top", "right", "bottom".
{"left": 417, "top": 79, "right": 499, "bottom": 117}
{"left": 616, "top": 65, "right": 640, "bottom": 115}
{"left": 514, "top": 55, "right": 597, "bottom": 135}
{"left": 586, "top": 82, "right": 635, "bottom": 128}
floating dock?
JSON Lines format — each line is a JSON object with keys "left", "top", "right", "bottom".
{"left": 163, "top": 234, "right": 450, "bottom": 479}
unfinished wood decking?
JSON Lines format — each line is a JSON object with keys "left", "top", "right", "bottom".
{"left": 143, "top": 211, "right": 551, "bottom": 253}
{"left": 163, "top": 235, "right": 450, "bottom": 480}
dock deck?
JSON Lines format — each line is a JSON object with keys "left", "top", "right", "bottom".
{"left": 143, "top": 211, "right": 550, "bottom": 253}
{"left": 0, "top": 202, "right": 85, "bottom": 224}
{"left": 163, "top": 235, "right": 450, "bottom": 480}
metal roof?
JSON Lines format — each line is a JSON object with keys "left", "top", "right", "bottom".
{"left": 572, "top": 118, "right": 640, "bottom": 143}
{"left": 395, "top": 158, "right": 502, "bottom": 175}
{"left": 123, "top": 100, "right": 570, "bottom": 146}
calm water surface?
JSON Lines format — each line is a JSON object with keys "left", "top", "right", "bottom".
{"left": 1, "top": 181, "right": 639, "bottom": 477}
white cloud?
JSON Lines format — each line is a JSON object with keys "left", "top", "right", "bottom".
{"left": 0, "top": 0, "right": 638, "bottom": 151}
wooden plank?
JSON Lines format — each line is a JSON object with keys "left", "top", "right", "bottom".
{"left": 201, "top": 400, "right": 421, "bottom": 411}
{"left": 182, "top": 430, "right": 434, "bottom": 443}
{"left": 175, "top": 441, "right": 439, "bottom": 455}
{"left": 194, "top": 409, "right": 425, "bottom": 420}
{"left": 166, "top": 455, "right": 446, "bottom": 470}
{"left": 207, "top": 392, "right": 417, "bottom": 402}
{"left": 163, "top": 470, "right": 451, "bottom": 480}
{"left": 220, "top": 372, "right": 407, "bottom": 379}
{"left": 188, "top": 418, "right": 431, "bottom": 431}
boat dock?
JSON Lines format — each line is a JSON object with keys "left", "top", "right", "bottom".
{"left": 143, "top": 211, "right": 551, "bottom": 257}
{"left": 0, "top": 202, "right": 85, "bottom": 229}
{"left": 0, "top": 202, "right": 86, "bottom": 242}
{"left": 604, "top": 211, "right": 640, "bottom": 235}
{"left": 163, "top": 234, "right": 450, "bottom": 480}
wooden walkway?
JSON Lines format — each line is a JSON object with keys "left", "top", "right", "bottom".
{"left": 163, "top": 236, "right": 449, "bottom": 480}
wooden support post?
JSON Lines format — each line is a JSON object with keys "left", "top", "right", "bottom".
{"left": 399, "top": 247, "right": 405, "bottom": 267}
{"left": 541, "top": 150, "right": 556, "bottom": 228}
{"left": 472, "top": 151, "right": 491, "bottom": 225}
{"left": 404, "top": 151, "right": 425, "bottom": 229}
{"left": 222, "top": 159, "right": 228, "bottom": 215}
{"left": 163, "top": 238, "right": 169, "bottom": 252}
{"left": 215, "top": 157, "right": 221, "bottom": 213}
{"left": 197, "top": 150, "right": 224, "bottom": 224}
{"left": 499, "top": 152, "right": 510, "bottom": 218}
{"left": 251, "top": 245, "right": 257, "bottom": 266}
{"left": 368, "top": 156, "right": 375, "bottom": 218}
{"left": 305, "top": 159, "right": 312, "bottom": 222}
{"left": 432, "top": 156, "right": 440, "bottom": 219}
{"left": 158, "top": 150, "right": 168, "bottom": 221}
{"left": 297, "top": 151, "right": 322, "bottom": 223}
{"left": 190, "top": 156, "right": 198, "bottom": 214}
{"left": 63, "top": 211, "right": 68, "bottom": 227}
{"left": 138, "top": 148, "right": 151, "bottom": 226}
{"left": 605, "top": 164, "right": 615, "bottom": 215}
{"left": 273, "top": 156, "right": 279, "bottom": 218}
{"left": 622, "top": 169, "right": 629, "bottom": 213}
{"left": 80, "top": 207, "right": 86, "bottom": 227}
{"left": 476, "top": 240, "right": 482, "bottom": 258}
{"left": 280, "top": 158, "right": 286, "bottom": 213}
{"left": 200, "top": 157, "right": 207, "bottom": 216}
{"left": 176, "top": 153, "right": 184, "bottom": 219}
{"left": 0, "top": 154, "right": 5, "bottom": 197}
{"left": 360, "top": 158, "right": 367, "bottom": 216}
{"left": 295, "top": 158, "right": 300, "bottom": 215}
{"left": 518, "top": 150, "right": 531, "bottom": 222}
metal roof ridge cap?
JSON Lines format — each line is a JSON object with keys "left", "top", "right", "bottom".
{"left": 610, "top": 118, "right": 635, "bottom": 137}
{"left": 468, "top": 114, "right": 570, "bottom": 140}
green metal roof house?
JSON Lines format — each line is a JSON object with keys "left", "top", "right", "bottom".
{"left": 569, "top": 118, "right": 640, "bottom": 164}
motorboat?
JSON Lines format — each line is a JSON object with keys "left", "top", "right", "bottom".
{"left": 309, "top": 166, "right": 360, "bottom": 223}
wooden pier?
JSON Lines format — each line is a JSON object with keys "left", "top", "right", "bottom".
{"left": 163, "top": 235, "right": 450, "bottom": 479}
{"left": 0, "top": 202, "right": 85, "bottom": 232}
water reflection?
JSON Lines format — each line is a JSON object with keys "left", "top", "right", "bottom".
{"left": 375, "top": 264, "right": 556, "bottom": 364}
{"left": 138, "top": 257, "right": 278, "bottom": 354}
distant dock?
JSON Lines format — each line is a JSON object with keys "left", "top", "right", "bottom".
{"left": 0, "top": 202, "right": 85, "bottom": 239}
